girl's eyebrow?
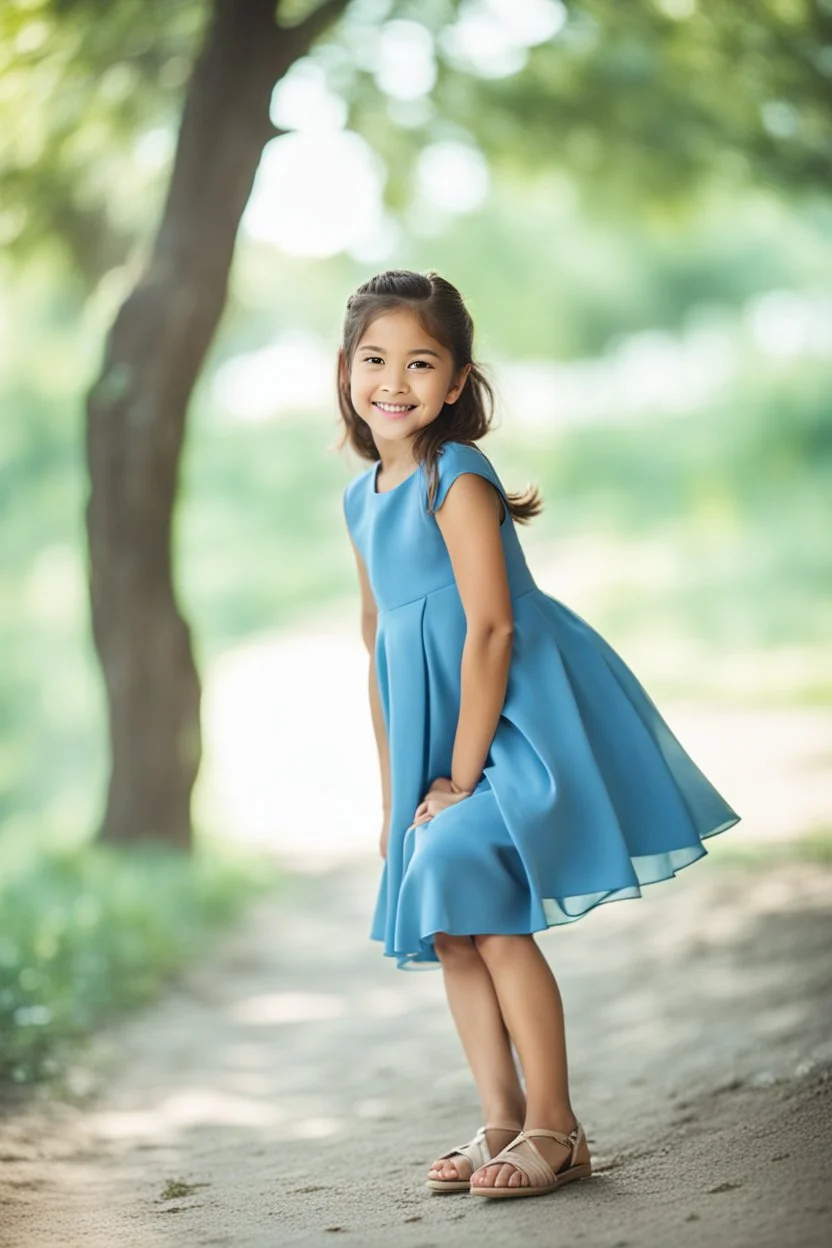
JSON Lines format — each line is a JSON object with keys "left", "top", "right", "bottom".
{"left": 358, "top": 344, "right": 442, "bottom": 358}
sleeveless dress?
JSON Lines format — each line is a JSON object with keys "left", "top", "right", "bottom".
{"left": 344, "top": 441, "right": 739, "bottom": 969}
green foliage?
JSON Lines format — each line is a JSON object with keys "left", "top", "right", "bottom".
{"left": 3, "top": 0, "right": 831, "bottom": 288}
{"left": 498, "top": 0, "right": 832, "bottom": 195}
{"left": 342, "top": 0, "right": 832, "bottom": 211}
{"left": 707, "top": 825, "right": 832, "bottom": 869}
{"left": 399, "top": 184, "right": 832, "bottom": 358}
{"left": 0, "top": 0, "right": 204, "bottom": 282}
{"left": 177, "top": 416, "right": 356, "bottom": 655}
{"left": 492, "top": 350, "right": 832, "bottom": 705}
{"left": 0, "top": 836, "right": 278, "bottom": 1089}
{"left": 521, "top": 359, "right": 832, "bottom": 538}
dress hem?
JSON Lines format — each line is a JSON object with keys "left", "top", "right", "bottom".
{"left": 373, "top": 813, "right": 740, "bottom": 970}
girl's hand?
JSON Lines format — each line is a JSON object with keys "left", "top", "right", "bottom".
{"left": 380, "top": 810, "right": 390, "bottom": 860}
{"left": 411, "top": 778, "right": 472, "bottom": 829}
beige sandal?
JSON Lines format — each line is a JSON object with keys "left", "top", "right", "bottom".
{"left": 426, "top": 1125, "right": 519, "bottom": 1194}
{"left": 470, "top": 1124, "right": 592, "bottom": 1199}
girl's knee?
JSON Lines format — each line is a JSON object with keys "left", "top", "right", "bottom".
{"left": 434, "top": 931, "right": 476, "bottom": 962}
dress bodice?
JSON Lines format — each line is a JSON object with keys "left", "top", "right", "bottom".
{"left": 343, "top": 441, "right": 535, "bottom": 613}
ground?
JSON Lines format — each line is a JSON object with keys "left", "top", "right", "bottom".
{"left": 1, "top": 850, "right": 831, "bottom": 1248}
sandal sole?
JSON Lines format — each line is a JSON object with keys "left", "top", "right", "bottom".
{"left": 471, "top": 1162, "right": 592, "bottom": 1198}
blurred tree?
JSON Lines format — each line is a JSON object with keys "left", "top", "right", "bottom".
{"left": 84, "top": 0, "right": 350, "bottom": 850}
{"left": 1, "top": 0, "right": 829, "bottom": 849}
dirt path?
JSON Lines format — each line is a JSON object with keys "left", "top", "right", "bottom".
{"left": 2, "top": 851, "right": 831, "bottom": 1248}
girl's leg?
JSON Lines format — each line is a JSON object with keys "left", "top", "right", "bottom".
{"left": 468, "top": 933, "right": 580, "bottom": 1190}
{"left": 428, "top": 933, "right": 526, "bottom": 1182}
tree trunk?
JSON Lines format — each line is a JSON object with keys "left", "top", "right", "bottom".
{"left": 85, "top": 0, "right": 349, "bottom": 849}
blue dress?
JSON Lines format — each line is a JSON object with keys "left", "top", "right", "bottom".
{"left": 344, "top": 441, "right": 739, "bottom": 969}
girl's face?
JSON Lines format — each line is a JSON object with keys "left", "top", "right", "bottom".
{"left": 349, "top": 309, "right": 469, "bottom": 448}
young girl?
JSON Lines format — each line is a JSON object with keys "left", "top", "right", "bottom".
{"left": 339, "top": 270, "right": 739, "bottom": 1200}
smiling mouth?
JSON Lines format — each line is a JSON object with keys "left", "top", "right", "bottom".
{"left": 373, "top": 402, "right": 416, "bottom": 415}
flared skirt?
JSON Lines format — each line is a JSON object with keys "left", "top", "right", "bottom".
{"left": 371, "top": 586, "right": 739, "bottom": 968}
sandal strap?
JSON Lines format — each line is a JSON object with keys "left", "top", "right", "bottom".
{"left": 490, "top": 1132, "right": 556, "bottom": 1186}
{"left": 481, "top": 1126, "right": 582, "bottom": 1186}
{"left": 435, "top": 1126, "right": 491, "bottom": 1169}
{"left": 524, "top": 1127, "right": 580, "bottom": 1159}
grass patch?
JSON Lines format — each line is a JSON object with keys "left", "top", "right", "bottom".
{"left": 158, "top": 1179, "right": 211, "bottom": 1201}
{"left": 0, "top": 836, "right": 280, "bottom": 1094}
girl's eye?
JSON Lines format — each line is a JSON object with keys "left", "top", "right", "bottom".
{"left": 408, "top": 360, "right": 433, "bottom": 370}
{"left": 359, "top": 356, "right": 434, "bottom": 364}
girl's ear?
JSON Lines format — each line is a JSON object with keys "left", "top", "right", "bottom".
{"left": 445, "top": 363, "right": 472, "bottom": 405}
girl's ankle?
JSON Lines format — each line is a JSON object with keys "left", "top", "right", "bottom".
{"left": 524, "top": 1107, "right": 578, "bottom": 1134}
{"left": 482, "top": 1105, "right": 525, "bottom": 1131}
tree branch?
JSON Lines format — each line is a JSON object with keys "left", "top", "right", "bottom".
{"left": 291, "top": 0, "right": 352, "bottom": 48}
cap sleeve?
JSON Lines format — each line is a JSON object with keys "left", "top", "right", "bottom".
{"left": 432, "top": 442, "right": 507, "bottom": 513}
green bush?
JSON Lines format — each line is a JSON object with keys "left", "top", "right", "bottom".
{"left": 0, "top": 838, "right": 279, "bottom": 1090}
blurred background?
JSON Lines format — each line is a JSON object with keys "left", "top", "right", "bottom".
{"left": 1, "top": 0, "right": 830, "bottom": 1087}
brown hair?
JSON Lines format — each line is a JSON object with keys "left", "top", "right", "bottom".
{"left": 337, "top": 270, "right": 541, "bottom": 522}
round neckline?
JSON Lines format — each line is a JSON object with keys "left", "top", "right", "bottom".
{"left": 373, "top": 461, "right": 421, "bottom": 496}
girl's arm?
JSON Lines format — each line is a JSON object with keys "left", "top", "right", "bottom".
{"left": 350, "top": 538, "right": 392, "bottom": 847}
{"left": 434, "top": 474, "right": 514, "bottom": 794}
